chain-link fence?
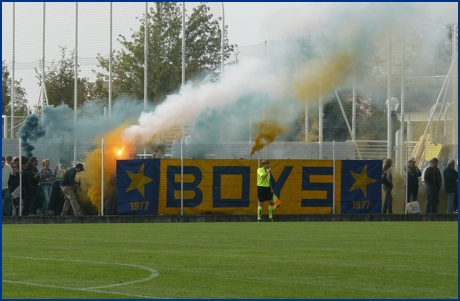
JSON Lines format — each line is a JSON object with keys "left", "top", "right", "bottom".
{"left": 2, "top": 3, "right": 457, "bottom": 216}
{"left": 2, "top": 138, "right": 455, "bottom": 216}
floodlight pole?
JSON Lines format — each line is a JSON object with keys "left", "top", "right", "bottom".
{"left": 19, "top": 138, "right": 22, "bottom": 216}
{"left": 401, "top": 30, "right": 407, "bottom": 212}
{"left": 220, "top": 2, "right": 225, "bottom": 76}
{"left": 400, "top": 30, "right": 406, "bottom": 175}
{"left": 101, "top": 138, "right": 104, "bottom": 216}
{"left": 143, "top": 2, "right": 148, "bottom": 157}
{"left": 11, "top": 3, "right": 15, "bottom": 138}
{"left": 452, "top": 25, "right": 458, "bottom": 154}
{"left": 109, "top": 2, "right": 112, "bottom": 116}
{"left": 352, "top": 77, "right": 356, "bottom": 142}
{"left": 180, "top": 136, "right": 185, "bottom": 215}
{"left": 182, "top": 2, "right": 185, "bottom": 86}
{"left": 37, "top": 2, "right": 49, "bottom": 116}
{"left": 144, "top": 2, "right": 148, "bottom": 112}
{"left": 387, "top": 30, "right": 392, "bottom": 160}
{"left": 3, "top": 116, "right": 7, "bottom": 138}
{"left": 74, "top": 3, "right": 78, "bottom": 165}
{"left": 332, "top": 140, "right": 336, "bottom": 214}
{"left": 319, "top": 89, "right": 323, "bottom": 160}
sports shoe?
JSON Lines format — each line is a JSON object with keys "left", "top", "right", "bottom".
{"left": 257, "top": 219, "right": 261, "bottom": 222}
{"left": 269, "top": 218, "right": 274, "bottom": 222}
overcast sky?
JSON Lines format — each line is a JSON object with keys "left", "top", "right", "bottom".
{"left": 1, "top": 2, "right": 295, "bottom": 108}
{"left": 2, "top": 2, "right": 458, "bottom": 109}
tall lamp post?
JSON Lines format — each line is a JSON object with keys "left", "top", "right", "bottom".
{"left": 74, "top": 3, "right": 78, "bottom": 165}
{"left": 220, "top": 2, "right": 225, "bottom": 76}
{"left": 11, "top": 3, "right": 15, "bottom": 138}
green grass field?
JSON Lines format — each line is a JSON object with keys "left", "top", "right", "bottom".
{"left": 2, "top": 222, "right": 458, "bottom": 299}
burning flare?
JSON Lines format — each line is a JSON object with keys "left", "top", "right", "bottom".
{"left": 83, "top": 123, "right": 137, "bottom": 211}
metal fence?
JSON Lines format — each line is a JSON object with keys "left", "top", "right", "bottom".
{"left": 3, "top": 138, "right": 456, "bottom": 216}
{"left": 2, "top": 3, "right": 457, "bottom": 216}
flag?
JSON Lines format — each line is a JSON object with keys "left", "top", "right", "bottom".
{"left": 339, "top": 160, "right": 382, "bottom": 213}
{"left": 273, "top": 194, "right": 282, "bottom": 208}
{"left": 116, "top": 159, "right": 160, "bottom": 215}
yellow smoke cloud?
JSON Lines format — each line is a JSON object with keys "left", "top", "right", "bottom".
{"left": 82, "top": 122, "right": 137, "bottom": 212}
{"left": 250, "top": 119, "right": 286, "bottom": 156}
{"left": 295, "top": 50, "right": 358, "bottom": 103}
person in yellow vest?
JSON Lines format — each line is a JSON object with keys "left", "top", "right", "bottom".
{"left": 256, "top": 159, "right": 278, "bottom": 222}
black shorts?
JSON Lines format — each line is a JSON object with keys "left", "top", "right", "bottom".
{"left": 258, "top": 186, "right": 273, "bottom": 202}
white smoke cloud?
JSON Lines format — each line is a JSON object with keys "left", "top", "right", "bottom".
{"left": 260, "top": 2, "right": 457, "bottom": 43}
{"left": 121, "top": 57, "right": 291, "bottom": 144}
{"left": 120, "top": 2, "right": 457, "bottom": 145}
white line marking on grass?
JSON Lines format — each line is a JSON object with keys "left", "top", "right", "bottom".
{"left": 2, "top": 255, "right": 164, "bottom": 299}
{"left": 2, "top": 280, "right": 164, "bottom": 299}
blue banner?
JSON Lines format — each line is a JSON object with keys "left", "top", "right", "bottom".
{"left": 339, "top": 160, "right": 382, "bottom": 214}
{"left": 116, "top": 159, "right": 160, "bottom": 215}
{"left": 116, "top": 159, "right": 382, "bottom": 215}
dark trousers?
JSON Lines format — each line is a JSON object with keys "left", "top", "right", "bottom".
{"left": 455, "top": 192, "right": 458, "bottom": 212}
{"left": 49, "top": 181, "right": 64, "bottom": 215}
{"left": 2, "top": 188, "right": 12, "bottom": 216}
{"left": 406, "top": 184, "right": 419, "bottom": 203}
{"left": 425, "top": 186, "right": 440, "bottom": 213}
{"left": 23, "top": 190, "right": 37, "bottom": 216}
{"left": 382, "top": 185, "right": 393, "bottom": 213}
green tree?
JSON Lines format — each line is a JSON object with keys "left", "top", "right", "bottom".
{"left": 323, "top": 91, "right": 390, "bottom": 141}
{"left": 35, "top": 46, "right": 92, "bottom": 110}
{"left": 95, "top": 2, "right": 234, "bottom": 105}
{"left": 2, "top": 60, "right": 28, "bottom": 116}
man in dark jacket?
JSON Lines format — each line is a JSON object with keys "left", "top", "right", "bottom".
{"left": 23, "top": 160, "right": 40, "bottom": 216}
{"left": 60, "top": 163, "right": 84, "bottom": 216}
{"left": 443, "top": 159, "right": 458, "bottom": 214}
{"left": 405, "top": 157, "right": 422, "bottom": 203}
{"left": 424, "top": 158, "right": 442, "bottom": 214}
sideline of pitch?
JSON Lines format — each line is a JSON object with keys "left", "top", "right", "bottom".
{"left": 2, "top": 213, "right": 457, "bottom": 224}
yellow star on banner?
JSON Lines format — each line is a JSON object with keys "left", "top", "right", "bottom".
{"left": 349, "top": 165, "right": 377, "bottom": 197}
{"left": 125, "top": 164, "right": 153, "bottom": 197}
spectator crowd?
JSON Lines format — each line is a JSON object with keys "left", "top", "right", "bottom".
{"left": 2, "top": 153, "right": 457, "bottom": 216}
{"left": 2, "top": 155, "right": 84, "bottom": 217}
{"left": 381, "top": 157, "right": 458, "bottom": 214}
